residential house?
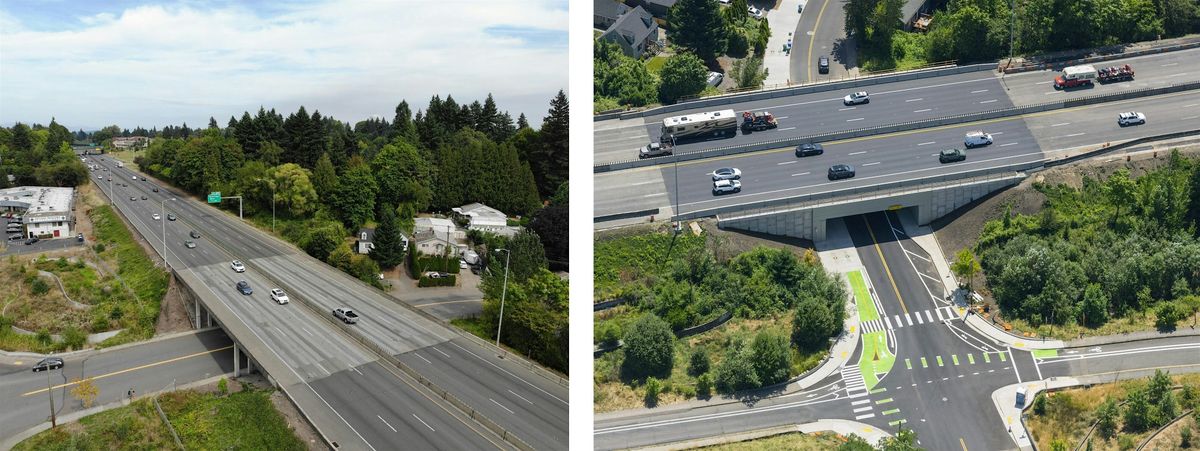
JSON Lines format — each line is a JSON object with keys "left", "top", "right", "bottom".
{"left": 452, "top": 202, "right": 518, "bottom": 237}
{"left": 412, "top": 217, "right": 468, "bottom": 253}
{"left": 594, "top": 0, "right": 629, "bottom": 29}
{"left": 597, "top": 5, "right": 658, "bottom": 58}
{"left": 628, "top": 0, "right": 676, "bottom": 18}
{"left": 411, "top": 230, "right": 459, "bottom": 257}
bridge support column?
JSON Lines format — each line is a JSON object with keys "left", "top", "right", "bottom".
{"left": 233, "top": 342, "right": 240, "bottom": 377}
{"left": 206, "top": 309, "right": 212, "bottom": 328}
{"left": 247, "top": 358, "right": 254, "bottom": 375}
{"left": 195, "top": 298, "right": 200, "bottom": 329}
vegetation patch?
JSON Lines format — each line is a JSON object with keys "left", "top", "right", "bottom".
{"left": 691, "top": 431, "right": 847, "bottom": 450}
{"left": 88, "top": 205, "right": 169, "bottom": 347}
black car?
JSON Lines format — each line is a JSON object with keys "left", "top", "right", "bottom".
{"left": 236, "top": 280, "right": 253, "bottom": 295}
{"left": 152, "top": 187, "right": 159, "bottom": 192}
{"left": 167, "top": 214, "right": 176, "bottom": 221}
{"left": 24, "top": 237, "right": 39, "bottom": 245}
{"left": 938, "top": 148, "right": 967, "bottom": 164}
{"left": 827, "top": 164, "right": 856, "bottom": 180}
{"left": 818, "top": 56, "right": 830, "bottom": 74}
{"left": 189, "top": 230, "right": 200, "bottom": 238}
{"left": 76, "top": 233, "right": 84, "bottom": 242}
{"left": 796, "top": 143, "right": 824, "bottom": 157}
{"left": 141, "top": 195, "right": 147, "bottom": 200}
{"left": 32, "top": 357, "right": 64, "bottom": 372}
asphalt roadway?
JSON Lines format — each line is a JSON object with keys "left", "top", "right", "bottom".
{"left": 790, "top": 0, "right": 853, "bottom": 84}
{"left": 0, "top": 328, "right": 234, "bottom": 441}
{"left": 88, "top": 156, "right": 567, "bottom": 449}
{"left": 595, "top": 75, "right": 1200, "bottom": 221}
{"left": 595, "top": 212, "right": 1200, "bottom": 449}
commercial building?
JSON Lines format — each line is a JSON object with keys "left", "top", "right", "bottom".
{"left": 0, "top": 186, "right": 76, "bottom": 239}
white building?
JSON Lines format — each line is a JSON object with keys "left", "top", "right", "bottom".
{"left": 0, "top": 186, "right": 76, "bottom": 239}
{"left": 412, "top": 217, "right": 467, "bottom": 255}
{"left": 452, "top": 203, "right": 519, "bottom": 237}
{"left": 411, "top": 229, "right": 459, "bottom": 257}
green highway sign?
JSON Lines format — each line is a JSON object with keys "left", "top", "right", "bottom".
{"left": 207, "top": 192, "right": 221, "bottom": 203}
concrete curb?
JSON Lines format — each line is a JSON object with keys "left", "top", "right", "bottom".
{"left": 991, "top": 378, "right": 1082, "bottom": 451}
{"left": 628, "top": 419, "right": 892, "bottom": 450}
{"left": 0, "top": 373, "right": 230, "bottom": 450}
{"left": 963, "top": 313, "right": 1065, "bottom": 350}
{"left": 1065, "top": 327, "right": 1200, "bottom": 348}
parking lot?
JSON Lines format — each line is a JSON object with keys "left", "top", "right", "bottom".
{"left": 1, "top": 215, "right": 84, "bottom": 256}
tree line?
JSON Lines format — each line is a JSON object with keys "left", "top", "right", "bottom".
{"left": 0, "top": 119, "right": 88, "bottom": 188}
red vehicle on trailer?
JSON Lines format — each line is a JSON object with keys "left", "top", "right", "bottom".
{"left": 1097, "top": 64, "right": 1134, "bottom": 83}
{"left": 740, "top": 111, "right": 778, "bottom": 132}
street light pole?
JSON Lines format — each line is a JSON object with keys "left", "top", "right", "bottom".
{"left": 494, "top": 248, "right": 511, "bottom": 356}
{"left": 161, "top": 198, "right": 175, "bottom": 267}
{"left": 45, "top": 367, "right": 56, "bottom": 428}
{"left": 671, "top": 134, "right": 680, "bottom": 234}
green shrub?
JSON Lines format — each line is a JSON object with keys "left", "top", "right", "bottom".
{"left": 1118, "top": 434, "right": 1136, "bottom": 450}
{"left": 1032, "top": 393, "right": 1047, "bottom": 416}
{"left": 217, "top": 378, "right": 228, "bottom": 395}
{"left": 35, "top": 328, "right": 52, "bottom": 345}
{"left": 688, "top": 346, "right": 710, "bottom": 376}
{"left": 696, "top": 373, "right": 712, "bottom": 399}
{"left": 644, "top": 377, "right": 661, "bottom": 407}
{"left": 30, "top": 278, "right": 49, "bottom": 295}
{"left": 621, "top": 313, "right": 675, "bottom": 379}
{"left": 93, "top": 242, "right": 106, "bottom": 253}
{"left": 595, "top": 322, "right": 622, "bottom": 347}
{"left": 91, "top": 314, "right": 110, "bottom": 332}
{"left": 0, "top": 315, "right": 12, "bottom": 331}
{"left": 1182, "top": 426, "right": 1193, "bottom": 448}
{"left": 61, "top": 326, "right": 86, "bottom": 351}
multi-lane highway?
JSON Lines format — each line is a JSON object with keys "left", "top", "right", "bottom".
{"left": 86, "top": 157, "right": 568, "bottom": 449}
{"left": 595, "top": 48, "right": 1200, "bottom": 221}
{"left": 0, "top": 329, "right": 233, "bottom": 442}
{"left": 595, "top": 211, "right": 1200, "bottom": 450}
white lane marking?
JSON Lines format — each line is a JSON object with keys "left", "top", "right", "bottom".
{"left": 958, "top": 374, "right": 965, "bottom": 378}
{"left": 942, "top": 377, "right": 949, "bottom": 381}
{"left": 884, "top": 316, "right": 893, "bottom": 329}
{"left": 971, "top": 89, "right": 989, "bottom": 93}
{"left": 999, "top": 142, "right": 1018, "bottom": 147}
{"left": 905, "top": 313, "right": 913, "bottom": 326}
{"left": 490, "top": 398, "right": 515, "bottom": 414}
{"left": 905, "top": 98, "right": 923, "bottom": 102}
{"left": 415, "top": 353, "right": 432, "bottom": 364}
{"left": 1044, "top": 91, "right": 1063, "bottom": 95}
{"left": 905, "top": 250, "right": 931, "bottom": 262}
{"left": 925, "top": 310, "right": 934, "bottom": 323}
{"left": 839, "top": 107, "right": 857, "bottom": 111}
{"left": 509, "top": 390, "right": 534, "bottom": 405}
{"left": 1009, "top": 348, "right": 1022, "bottom": 384}
{"left": 913, "top": 108, "right": 932, "bottom": 113}
{"left": 630, "top": 180, "right": 658, "bottom": 186}
{"left": 980, "top": 99, "right": 998, "bottom": 104}
{"left": 1035, "top": 80, "right": 1052, "bottom": 85}
{"left": 973, "top": 372, "right": 980, "bottom": 375}
{"left": 642, "top": 193, "right": 665, "bottom": 198}
{"left": 778, "top": 161, "right": 798, "bottom": 165}
{"left": 352, "top": 366, "right": 363, "bottom": 376}
{"left": 302, "top": 327, "right": 314, "bottom": 337}
{"left": 853, "top": 406, "right": 873, "bottom": 413}
{"left": 917, "top": 141, "right": 936, "bottom": 146}
{"left": 915, "top": 313, "right": 924, "bottom": 324}
{"left": 776, "top": 116, "right": 789, "bottom": 119}
{"left": 1034, "top": 354, "right": 1044, "bottom": 380}
{"left": 847, "top": 117, "right": 865, "bottom": 122}
{"left": 412, "top": 414, "right": 436, "bottom": 432}
{"left": 852, "top": 399, "right": 871, "bottom": 406}
{"left": 1184, "top": 116, "right": 1200, "bottom": 120}
{"left": 779, "top": 127, "right": 797, "bottom": 131}
{"left": 1064, "top": 132, "right": 1086, "bottom": 137}
{"left": 1050, "top": 122, "right": 1071, "bottom": 127}
{"left": 791, "top": 172, "right": 811, "bottom": 177}
{"left": 863, "top": 162, "right": 880, "bottom": 166}
{"left": 433, "top": 348, "right": 451, "bottom": 358}
{"left": 894, "top": 315, "right": 903, "bottom": 327}
{"left": 448, "top": 341, "right": 568, "bottom": 405}
{"left": 849, "top": 151, "right": 867, "bottom": 155}
{"left": 1184, "top": 104, "right": 1198, "bottom": 108}
{"left": 1162, "top": 62, "right": 1179, "bottom": 67}
{"left": 856, "top": 413, "right": 876, "bottom": 420}
{"left": 378, "top": 415, "right": 397, "bottom": 432}
{"left": 988, "top": 369, "right": 994, "bottom": 373}
{"left": 992, "top": 131, "right": 1004, "bottom": 135}
{"left": 1169, "top": 73, "right": 1189, "bottom": 77}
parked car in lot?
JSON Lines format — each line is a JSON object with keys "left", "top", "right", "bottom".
{"left": 270, "top": 288, "right": 289, "bottom": 305}
{"left": 152, "top": 187, "right": 159, "bottom": 192}
{"left": 827, "top": 164, "right": 856, "bottom": 180}
{"left": 24, "top": 237, "right": 39, "bottom": 245}
{"left": 843, "top": 91, "right": 870, "bottom": 105}
{"left": 712, "top": 167, "right": 742, "bottom": 181}
{"left": 31, "top": 357, "right": 64, "bottom": 372}
{"left": 706, "top": 71, "right": 724, "bottom": 87}
{"left": 333, "top": 308, "right": 359, "bottom": 324}
{"left": 818, "top": 56, "right": 830, "bottom": 74}
{"left": 712, "top": 179, "right": 742, "bottom": 195}
{"left": 939, "top": 148, "right": 967, "bottom": 163}
{"left": 796, "top": 142, "right": 824, "bottom": 157}
{"left": 230, "top": 260, "right": 246, "bottom": 273}
{"left": 963, "top": 131, "right": 993, "bottom": 148}
{"left": 76, "top": 233, "right": 84, "bottom": 242}
{"left": 129, "top": 196, "right": 136, "bottom": 201}
{"left": 184, "top": 240, "right": 197, "bottom": 248}
{"left": 1118, "top": 111, "right": 1146, "bottom": 126}
{"left": 235, "top": 280, "right": 253, "bottom": 295}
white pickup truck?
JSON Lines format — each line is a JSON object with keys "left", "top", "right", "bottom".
{"left": 333, "top": 308, "right": 359, "bottom": 324}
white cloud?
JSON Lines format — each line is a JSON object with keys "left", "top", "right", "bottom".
{"left": 0, "top": 1, "right": 567, "bottom": 130}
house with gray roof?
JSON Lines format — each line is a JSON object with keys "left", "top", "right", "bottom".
{"left": 628, "top": 0, "right": 676, "bottom": 18}
{"left": 597, "top": 5, "right": 659, "bottom": 58}
{"left": 595, "top": 0, "right": 629, "bottom": 29}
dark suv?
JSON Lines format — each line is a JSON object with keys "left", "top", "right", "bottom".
{"left": 827, "top": 164, "right": 856, "bottom": 180}
{"left": 796, "top": 143, "right": 824, "bottom": 157}
{"left": 818, "top": 56, "right": 830, "bottom": 74}
{"left": 236, "top": 280, "right": 253, "bottom": 295}
{"left": 939, "top": 148, "right": 967, "bottom": 163}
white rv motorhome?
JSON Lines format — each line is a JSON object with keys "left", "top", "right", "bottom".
{"left": 660, "top": 109, "right": 738, "bottom": 142}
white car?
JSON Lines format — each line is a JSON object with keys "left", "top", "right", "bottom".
{"left": 131, "top": 175, "right": 138, "bottom": 180}
{"left": 230, "top": 260, "right": 246, "bottom": 273}
{"left": 152, "top": 214, "right": 161, "bottom": 220}
{"left": 843, "top": 91, "right": 870, "bottom": 105}
{"left": 748, "top": 6, "right": 763, "bottom": 18}
{"left": 270, "top": 288, "right": 289, "bottom": 305}
{"left": 712, "top": 167, "right": 742, "bottom": 181}
{"left": 706, "top": 71, "right": 724, "bottom": 87}
{"left": 964, "top": 131, "right": 993, "bottom": 148}
{"left": 713, "top": 179, "right": 742, "bottom": 195}
{"left": 1117, "top": 111, "right": 1146, "bottom": 126}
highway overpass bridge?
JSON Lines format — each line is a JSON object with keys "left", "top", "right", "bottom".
{"left": 87, "top": 157, "right": 568, "bottom": 450}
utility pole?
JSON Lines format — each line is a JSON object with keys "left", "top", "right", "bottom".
{"left": 671, "top": 134, "right": 681, "bottom": 234}
{"left": 494, "top": 248, "right": 511, "bottom": 357}
{"left": 45, "top": 368, "right": 56, "bottom": 428}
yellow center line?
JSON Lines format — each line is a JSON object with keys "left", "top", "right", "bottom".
{"left": 863, "top": 216, "right": 908, "bottom": 314}
{"left": 23, "top": 345, "right": 233, "bottom": 397}
{"left": 960, "top": 437, "right": 969, "bottom": 451}
{"left": 604, "top": 91, "right": 1186, "bottom": 174}
{"left": 806, "top": 0, "right": 834, "bottom": 83}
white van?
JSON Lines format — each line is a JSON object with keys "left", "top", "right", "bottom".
{"left": 964, "top": 131, "right": 993, "bottom": 148}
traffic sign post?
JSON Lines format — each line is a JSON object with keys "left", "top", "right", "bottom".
{"left": 207, "top": 192, "right": 221, "bottom": 203}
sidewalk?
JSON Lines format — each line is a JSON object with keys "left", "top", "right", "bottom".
{"left": 632, "top": 419, "right": 890, "bottom": 450}
{"left": 764, "top": 0, "right": 805, "bottom": 86}
{"left": 991, "top": 377, "right": 1081, "bottom": 451}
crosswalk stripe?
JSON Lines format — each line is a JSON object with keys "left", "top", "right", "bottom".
{"left": 852, "top": 399, "right": 871, "bottom": 406}
{"left": 905, "top": 313, "right": 913, "bottom": 326}
{"left": 894, "top": 315, "right": 902, "bottom": 328}
{"left": 936, "top": 308, "right": 946, "bottom": 321}
{"left": 915, "top": 313, "right": 924, "bottom": 324}
{"left": 884, "top": 316, "right": 893, "bottom": 330}
{"left": 925, "top": 310, "right": 934, "bottom": 323}
{"left": 856, "top": 413, "right": 876, "bottom": 420}
{"left": 853, "top": 406, "right": 873, "bottom": 413}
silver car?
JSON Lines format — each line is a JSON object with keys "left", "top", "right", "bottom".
{"left": 712, "top": 167, "right": 742, "bottom": 181}
{"left": 843, "top": 91, "right": 870, "bottom": 105}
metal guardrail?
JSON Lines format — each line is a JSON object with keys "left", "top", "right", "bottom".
{"left": 596, "top": 80, "right": 1200, "bottom": 173}
{"left": 595, "top": 62, "right": 988, "bottom": 121}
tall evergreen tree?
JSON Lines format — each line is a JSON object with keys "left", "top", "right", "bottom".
{"left": 370, "top": 204, "right": 406, "bottom": 268}
{"left": 517, "top": 113, "right": 529, "bottom": 130}
{"left": 392, "top": 100, "right": 417, "bottom": 142}
{"left": 535, "top": 90, "right": 569, "bottom": 198}
{"left": 312, "top": 152, "right": 338, "bottom": 198}
{"left": 668, "top": 0, "right": 729, "bottom": 61}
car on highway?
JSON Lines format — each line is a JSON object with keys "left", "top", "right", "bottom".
{"left": 184, "top": 240, "right": 197, "bottom": 248}
{"left": 938, "top": 148, "right": 967, "bottom": 163}
{"left": 333, "top": 307, "right": 359, "bottom": 324}
{"left": 31, "top": 357, "right": 64, "bottom": 372}
{"left": 231, "top": 260, "right": 246, "bottom": 273}
{"left": 141, "top": 195, "right": 147, "bottom": 200}
{"left": 167, "top": 214, "right": 176, "bottom": 221}
{"left": 270, "top": 288, "right": 290, "bottom": 305}
{"left": 827, "top": 164, "right": 856, "bottom": 180}
{"left": 712, "top": 179, "right": 742, "bottom": 195}
{"left": 796, "top": 142, "right": 824, "bottom": 157}
{"left": 843, "top": 91, "right": 870, "bottom": 105}
{"left": 712, "top": 167, "right": 742, "bottom": 181}
{"left": 236, "top": 280, "right": 253, "bottom": 295}
{"left": 706, "top": 71, "right": 723, "bottom": 87}
{"left": 190, "top": 231, "right": 200, "bottom": 238}
{"left": 1118, "top": 111, "right": 1146, "bottom": 126}
{"left": 152, "top": 214, "right": 161, "bottom": 220}
{"left": 131, "top": 175, "right": 137, "bottom": 180}
{"left": 818, "top": 56, "right": 829, "bottom": 74}
{"left": 152, "top": 187, "right": 159, "bottom": 192}
{"left": 129, "top": 196, "right": 137, "bottom": 201}
{"left": 107, "top": 177, "right": 112, "bottom": 181}
{"left": 964, "top": 131, "right": 993, "bottom": 148}
{"left": 639, "top": 142, "right": 672, "bottom": 159}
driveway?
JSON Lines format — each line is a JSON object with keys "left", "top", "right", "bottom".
{"left": 387, "top": 269, "right": 484, "bottom": 321}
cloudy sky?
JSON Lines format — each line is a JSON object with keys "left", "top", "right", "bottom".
{"left": 0, "top": 0, "right": 568, "bottom": 132}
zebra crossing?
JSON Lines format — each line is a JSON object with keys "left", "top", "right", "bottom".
{"left": 860, "top": 306, "right": 958, "bottom": 333}
{"left": 841, "top": 365, "right": 875, "bottom": 419}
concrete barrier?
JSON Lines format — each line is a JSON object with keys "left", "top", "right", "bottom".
{"left": 1004, "top": 40, "right": 1200, "bottom": 74}
{"left": 596, "top": 80, "right": 1200, "bottom": 173}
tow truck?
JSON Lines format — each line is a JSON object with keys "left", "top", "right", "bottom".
{"left": 740, "top": 111, "right": 778, "bottom": 132}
